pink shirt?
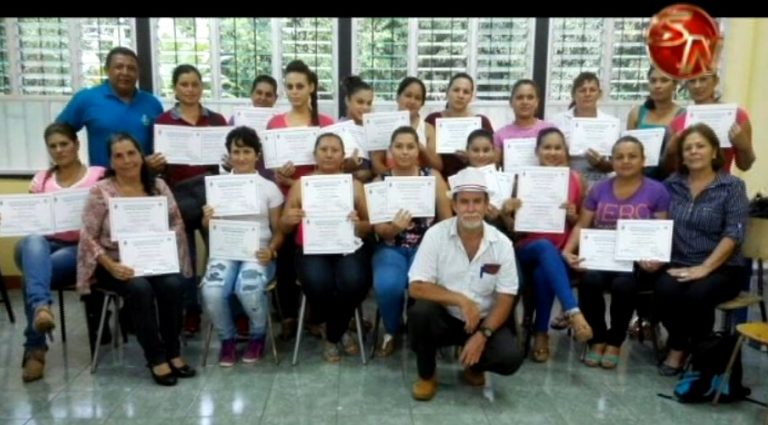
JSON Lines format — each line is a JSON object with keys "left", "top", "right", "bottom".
{"left": 29, "top": 166, "right": 106, "bottom": 242}
{"left": 492, "top": 119, "right": 556, "bottom": 150}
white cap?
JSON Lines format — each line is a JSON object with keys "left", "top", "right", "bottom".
{"left": 448, "top": 167, "right": 489, "bottom": 197}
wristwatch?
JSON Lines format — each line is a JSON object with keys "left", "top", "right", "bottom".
{"left": 479, "top": 326, "right": 494, "bottom": 338}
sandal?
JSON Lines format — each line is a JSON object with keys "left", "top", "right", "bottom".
{"left": 342, "top": 331, "right": 360, "bottom": 355}
{"left": 584, "top": 344, "right": 605, "bottom": 367}
{"left": 531, "top": 333, "right": 550, "bottom": 363}
{"left": 600, "top": 346, "right": 621, "bottom": 369}
{"left": 550, "top": 313, "right": 569, "bottom": 331}
{"left": 323, "top": 342, "right": 341, "bottom": 363}
{"left": 567, "top": 312, "right": 593, "bottom": 343}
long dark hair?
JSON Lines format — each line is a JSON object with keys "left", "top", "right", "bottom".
{"left": 42, "top": 122, "right": 79, "bottom": 186}
{"left": 285, "top": 60, "right": 320, "bottom": 126}
{"left": 104, "top": 132, "right": 157, "bottom": 195}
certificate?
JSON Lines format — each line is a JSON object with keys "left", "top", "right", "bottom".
{"left": 514, "top": 167, "right": 569, "bottom": 233}
{"left": 490, "top": 172, "right": 515, "bottom": 210}
{"left": 435, "top": 117, "right": 482, "bottom": 154}
{"left": 301, "top": 174, "right": 354, "bottom": 215}
{"left": 570, "top": 117, "right": 621, "bottom": 156}
{"left": 685, "top": 103, "right": 737, "bottom": 148}
{"left": 615, "top": 219, "right": 674, "bottom": 262}
{"left": 384, "top": 176, "right": 435, "bottom": 218}
{"left": 205, "top": 174, "right": 260, "bottom": 217}
{"left": 579, "top": 229, "right": 634, "bottom": 272}
{"left": 154, "top": 125, "right": 233, "bottom": 165}
{"left": 232, "top": 106, "right": 281, "bottom": 134}
{"left": 302, "top": 215, "right": 356, "bottom": 255}
{"left": 118, "top": 231, "right": 180, "bottom": 277}
{"left": 0, "top": 194, "right": 54, "bottom": 237}
{"left": 209, "top": 219, "right": 260, "bottom": 262}
{"left": 261, "top": 127, "right": 319, "bottom": 169}
{"left": 363, "top": 111, "right": 409, "bottom": 151}
{"left": 324, "top": 121, "right": 369, "bottom": 160}
{"left": 364, "top": 181, "right": 393, "bottom": 225}
{"left": 52, "top": 188, "right": 90, "bottom": 233}
{"left": 503, "top": 138, "right": 538, "bottom": 175}
{"left": 622, "top": 128, "right": 665, "bottom": 167}
{"left": 108, "top": 197, "right": 169, "bottom": 242}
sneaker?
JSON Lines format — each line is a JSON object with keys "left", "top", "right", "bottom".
{"left": 411, "top": 376, "right": 438, "bottom": 401}
{"left": 375, "top": 334, "right": 396, "bottom": 357}
{"left": 218, "top": 339, "right": 237, "bottom": 367}
{"left": 184, "top": 312, "right": 201, "bottom": 337}
{"left": 22, "top": 348, "right": 47, "bottom": 383}
{"left": 242, "top": 338, "right": 265, "bottom": 363}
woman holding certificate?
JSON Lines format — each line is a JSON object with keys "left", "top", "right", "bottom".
{"left": 493, "top": 128, "right": 593, "bottom": 362}
{"left": 425, "top": 72, "right": 494, "bottom": 178}
{"left": 655, "top": 124, "right": 749, "bottom": 376}
{"left": 77, "top": 133, "right": 194, "bottom": 386}
{"left": 155, "top": 64, "right": 229, "bottom": 337}
{"left": 371, "top": 126, "right": 452, "bottom": 356}
{"left": 279, "top": 133, "right": 372, "bottom": 362}
{"left": 493, "top": 79, "right": 555, "bottom": 166}
{"left": 267, "top": 60, "right": 335, "bottom": 339}
{"left": 200, "top": 126, "right": 284, "bottom": 367}
{"left": 561, "top": 136, "right": 670, "bottom": 369}
{"left": 665, "top": 71, "right": 755, "bottom": 174}
{"left": 339, "top": 75, "right": 375, "bottom": 182}
{"left": 10, "top": 123, "right": 104, "bottom": 382}
{"left": 549, "top": 72, "right": 618, "bottom": 188}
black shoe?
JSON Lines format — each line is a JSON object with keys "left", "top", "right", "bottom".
{"left": 149, "top": 366, "right": 178, "bottom": 386}
{"left": 169, "top": 362, "right": 197, "bottom": 378}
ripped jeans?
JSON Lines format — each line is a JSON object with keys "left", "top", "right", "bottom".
{"left": 201, "top": 259, "right": 276, "bottom": 341}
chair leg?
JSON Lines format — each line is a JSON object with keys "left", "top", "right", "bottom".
{"left": 58, "top": 287, "right": 66, "bottom": 343}
{"left": 713, "top": 334, "right": 746, "bottom": 405}
{"left": 112, "top": 297, "right": 121, "bottom": 349}
{"left": 370, "top": 308, "right": 381, "bottom": 360}
{"left": 0, "top": 275, "right": 15, "bottom": 323}
{"left": 267, "top": 303, "right": 280, "bottom": 365}
{"left": 90, "top": 295, "right": 112, "bottom": 374}
{"left": 355, "top": 308, "right": 367, "bottom": 365}
{"left": 291, "top": 294, "right": 307, "bottom": 366}
{"left": 202, "top": 323, "right": 214, "bottom": 367}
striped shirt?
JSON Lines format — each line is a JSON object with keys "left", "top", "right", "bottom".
{"left": 664, "top": 172, "right": 749, "bottom": 266}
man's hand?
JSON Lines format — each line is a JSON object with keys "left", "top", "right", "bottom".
{"left": 459, "top": 332, "right": 487, "bottom": 367}
{"left": 459, "top": 295, "right": 481, "bottom": 333}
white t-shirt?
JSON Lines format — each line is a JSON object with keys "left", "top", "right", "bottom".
{"left": 408, "top": 217, "right": 519, "bottom": 321}
{"left": 225, "top": 172, "right": 284, "bottom": 248}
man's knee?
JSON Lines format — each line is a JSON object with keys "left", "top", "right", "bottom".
{"left": 486, "top": 330, "right": 524, "bottom": 376}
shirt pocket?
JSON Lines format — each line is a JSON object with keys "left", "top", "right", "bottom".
{"left": 690, "top": 205, "right": 723, "bottom": 233}
{"left": 470, "top": 273, "right": 497, "bottom": 297}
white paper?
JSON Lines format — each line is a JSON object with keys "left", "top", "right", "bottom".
{"left": 363, "top": 111, "right": 410, "bottom": 151}
{"left": 118, "top": 231, "right": 180, "bottom": 277}
{"left": 324, "top": 121, "right": 369, "bottom": 160}
{"left": 52, "top": 188, "right": 90, "bottom": 233}
{"left": 503, "top": 138, "right": 538, "bottom": 175}
{"left": 301, "top": 174, "right": 354, "bottom": 216}
{"left": 0, "top": 194, "right": 55, "bottom": 237}
{"left": 514, "top": 167, "right": 569, "bottom": 233}
{"left": 579, "top": 229, "right": 634, "bottom": 272}
{"left": 232, "top": 106, "right": 281, "bottom": 134}
{"left": 570, "top": 117, "right": 621, "bottom": 156}
{"left": 261, "top": 127, "right": 319, "bottom": 169}
{"left": 108, "top": 197, "right": 169, "bottom": 242}
{"left": 435, "top": 117, "right": 482, "bottom": 154}
{"left": 384, "top": 176, "right": 435, "bottom": 218}
{"left": 209, "top": 219, "right": 261, "bottom": 262}
{"left": 490, "top": 172, "right": 515, "bottom": 210}
{"left": 204, "top": 174, "right": 260, "bottom": 217}
{"left": 622, "top": 128, "right": 666, "bottom": 167}
{"left": 364, "top": 181, "right": 393, "bottom": 225}
{"left": 302, "top": 214, "right": 356, "bottom": 255}
{"left": 614, "top": 219, "right": 674, "bottom": 262}
{"left": 685, "top": 103, "right": 738, "bottom": 148}
{"left": 154, "top": 124, "right": 233, "bottom": 165}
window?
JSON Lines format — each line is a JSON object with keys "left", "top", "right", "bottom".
{"left": 416, "top": 18, "right": 470, "bottom": 101}
{"left": 475, "top": 18, "right": 534, "bottom": 100}
{"left": 611, "top": 18, "right": 651, "bottom": 101}
{"left": 354, "top": 18, "right": 408, "bottom": 101}
{"left": 218, "top": 18, "right": 272, "bottom": 99}
{"left": 16, "top": 18, "right": 71, "bottom": 95}
{"left": 280, "top": 18, "right": 335, "bottom": 101}
{"left": 0, "top": 22, "right": 9, "bottom": 94}
{"left": 154, "top": 18, "right": 212, "bottom": 99}
{"left": 79, "top": 18, "right": 134, "bottom": 88}
{"left": 548, "top": 18, "right": 605, "bottom": 102}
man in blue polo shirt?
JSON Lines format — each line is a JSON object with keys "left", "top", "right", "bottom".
{"left": 56, "top": 46, "right": 164, "bottom": 170}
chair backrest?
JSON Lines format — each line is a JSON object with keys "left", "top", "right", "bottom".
{"left": 742, "top": 218, "right": 768, "bottom": 260}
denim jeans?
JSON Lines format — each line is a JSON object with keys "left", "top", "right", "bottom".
{"left": 14, "top": 235, "right": 77, "bottom": 349}
{"left": 372, "top": 244, "right": 417, "bottom": 334}
{"left": 201, "top": 259, "right": 276, "bottom": 341}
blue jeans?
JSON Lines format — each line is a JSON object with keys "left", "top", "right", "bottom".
{"left": 201, "top": 259, "right": 275, "bottom": 341}
{"left": 372, "top": 244, "right": 417, "bottom": 334}
{"left": 517, "top": 239, "right": 579, "bottom": 333}
{"left": 14, "top": 235, "right": 77, "bottom": 349}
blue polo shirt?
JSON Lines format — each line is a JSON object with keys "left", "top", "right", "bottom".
{"left": 56, "top": 81, "right": 164, "bottom": 167}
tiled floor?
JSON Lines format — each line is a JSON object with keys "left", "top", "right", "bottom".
{"left": 0, "top": 290, "right": 766, "bottom": 425}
